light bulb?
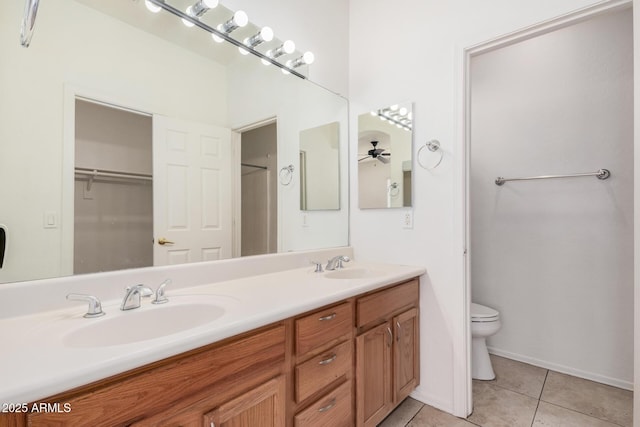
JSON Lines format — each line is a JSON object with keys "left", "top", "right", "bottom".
{"left": 282, "top": 40, "right": 295, "bottom": 54}
{"left": 234, "top": 10, "right": 249, "bottom": 27}
{"left": 260, "top": 27, "right": 274, "bottom": 42}
{"left": 145, "top": 0, "right": 161, "bottom": 13}
{"left": 211, "top": 32, "right": 224, "bottom": 43}
{"left": 281, "top": 68, "right": 291, "bottom": 75}
{"left": 370, "top": 111, "right": 377, "bottom": 116}
{"left": 390, "top": 104, "right": 399, "bottom": 111}
{"left": 182, "top": 18, "right": 195, "bottom": 27}
{"left": 261, "top": 58, "right": 272, "bottom": 66}
{"left": 302, "top": 51, "right": 315, "bottom": 65}
{"left": 399, "top": 107, "right": 408, "bottom": 116}
{"left": 238, "top": 46, "right": 249, "bottom": 55}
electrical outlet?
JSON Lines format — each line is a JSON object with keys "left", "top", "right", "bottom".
{"left": 403, "top": 210, "right": 413, "bottom": 229}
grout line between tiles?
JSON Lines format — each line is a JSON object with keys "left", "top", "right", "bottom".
{"left": 539, "top": 369, "right": 549, "bottom": 400}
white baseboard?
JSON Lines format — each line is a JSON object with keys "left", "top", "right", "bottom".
{"left": 409, "top": 388, "right": 455, "bottom": 416}
{"left": 487, "top": 346, "right": 633, "bottom": 391}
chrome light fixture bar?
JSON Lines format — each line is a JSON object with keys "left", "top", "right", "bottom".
{"left": 372, "top": 107, "right": 412, "bottom": 131}
{"left": 145, "top": 0, "right": 306, "bottom": 79}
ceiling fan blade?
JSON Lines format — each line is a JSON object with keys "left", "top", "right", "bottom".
{"left": 358, "top": 156, "right": 370, "bottom": 161}
{"left": 380, "top": 153, "right": 391, "bottom": 156}
{"left": 378, "top": 155, "right": 390, "bottom": 164}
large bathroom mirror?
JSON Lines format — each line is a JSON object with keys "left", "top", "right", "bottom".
{"left": 299, "top": 122, "right": 340, "bottom": 211}
{"left": 358, "top": 102, "right": 413, "bottom": 209}
{"left": 0, "top": 0, "right": 349, "bottom": 283}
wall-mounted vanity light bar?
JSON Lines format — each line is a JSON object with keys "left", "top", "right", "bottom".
{"left": 144, "top": 0, "right": 314, "bottom": 79}
{"left": 371, "top": 105, "right": 413, "bottom": 131}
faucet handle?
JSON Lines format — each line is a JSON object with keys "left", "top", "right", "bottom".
{"left": 310, "top": 261, "right": 324, "bottom": 273}
{"left": 152, "top": 279, "right": 171, "bottom": 305}
{"left": 67, "top": 293, "right": 106, "bottom": 318}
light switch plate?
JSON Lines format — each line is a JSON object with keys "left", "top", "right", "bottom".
{"left": 43, "top": 211, "right": 58, "bottom": 229}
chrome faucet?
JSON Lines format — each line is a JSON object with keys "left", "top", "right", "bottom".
{"left": 121, "top": 284, "right": 153, "bottom": 310}
{"left": 326, "top": 255, "right": 350, "bottom": 271}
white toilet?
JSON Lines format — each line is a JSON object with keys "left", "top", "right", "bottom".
{"left": 471, "top": 303, "right": 502, "bottom": 380}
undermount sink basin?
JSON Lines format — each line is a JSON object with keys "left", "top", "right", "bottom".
{"left": 64, "top": 302, "right": 226, "bottom": 348}
{"left": 324, "top": 268, "right": 382, "bottom": 280}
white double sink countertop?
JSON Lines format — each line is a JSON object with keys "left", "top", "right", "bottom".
{"left": 0, "top": 262, "right": 425, "bottom": 405}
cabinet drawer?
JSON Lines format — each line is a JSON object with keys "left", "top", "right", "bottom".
{"left": 296, "top": 340, "right": 352, "bottom": 403}
{"left": 357, "top": 279, "right": 419, "bottom": 328}
{"left": 294, "top": 380, "right": 352, "bottom": 427}
{"left": 296, "top": 302, "right": 352, "bottom": 355}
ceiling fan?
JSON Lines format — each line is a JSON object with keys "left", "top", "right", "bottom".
{"left": 359, "top": 141, "right": 391, "bottom": 164}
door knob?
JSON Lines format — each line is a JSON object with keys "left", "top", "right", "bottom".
{"left": 157, "top": 237, "right": 175, "bottom": 246}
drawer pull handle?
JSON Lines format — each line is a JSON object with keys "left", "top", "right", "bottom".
{"left": 318, "top": 353, "right": 337, "bottom": 365}
{"left": 387, "top": 326, "right": 393, "bottom": 347}
{"left": 318, "top": 312, "right": 337, "bottom": 321}
{"left": 318, "top": 398, "right": 337, "bottom": 413}
{"left": 397, "top": 321, "right": 402, "bottom": 342}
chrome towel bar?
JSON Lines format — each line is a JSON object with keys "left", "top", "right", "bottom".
{"left": 495, "top": 168, "right": 610, "bottom": 186}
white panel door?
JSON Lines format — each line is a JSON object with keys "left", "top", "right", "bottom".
{"left": 153, "top": 115, "right": 232, "bottom": 265}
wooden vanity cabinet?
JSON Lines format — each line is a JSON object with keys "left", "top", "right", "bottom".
{"left": 1, "top": 277, "right": 420, "bottom": 427}
{"left": 355, "top": 279, "right": 420, "bottom": 427}
{"left": 23, "top": 323, "right": 287, "bottom": 427}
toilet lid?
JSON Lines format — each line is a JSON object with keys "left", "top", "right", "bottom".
{"left": 471, "top": 303, "right": 499, "bottom": 321}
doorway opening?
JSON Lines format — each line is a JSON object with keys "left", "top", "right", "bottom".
{"left": 464, "top": 3, "right": 633, "bottom": 421}
{"left": 73, "top": 98, "right": 153, "bottom": 274}
{"left": 239, "top": 121, "right": 278, "bottom": 257}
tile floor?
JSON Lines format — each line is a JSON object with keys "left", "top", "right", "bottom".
{"left": 379, "top": 355, "right": 633, "bottom": 427}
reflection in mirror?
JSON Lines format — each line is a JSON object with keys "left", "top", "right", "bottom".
{"left": 299, "top": 122, "right": 340, "bottom": 211}
{"left": 358, "top": 103, "right": 413, "bottom": 209}
{"left": 0, "top": 1, "right": 349, "bottom": 284}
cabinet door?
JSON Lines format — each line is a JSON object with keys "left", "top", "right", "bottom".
{"left": 203, "top": 376, "right": 285, "bottom": 427}
{"left": 393, "top": 308, "right": 420, "bottom": 404}
{"left": 356, "top": 322, "right": 393, "bottom": 427}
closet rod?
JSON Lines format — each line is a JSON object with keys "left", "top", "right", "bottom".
{"left": 495, "top": 168, "right": 610, "bottom": 186}
{"left": 74, "top": 167, "right": 152, "bottom": 181}
{"left": 241, "top": 163, "right": 268, "bottom": 170}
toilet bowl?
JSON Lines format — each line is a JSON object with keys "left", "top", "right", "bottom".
{"left": 471, "top": 303, "right": 501, "bottom": 380}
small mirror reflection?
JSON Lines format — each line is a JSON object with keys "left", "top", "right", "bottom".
{"left": 300, "top": 122, "right": 340, "bottom": 211}
{"left": 358, "top": 103, "right": 413, "bottom": 209}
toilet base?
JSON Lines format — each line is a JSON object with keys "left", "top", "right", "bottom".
{"left": 472, "top": 337, "right": 495, "bottom": 380}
